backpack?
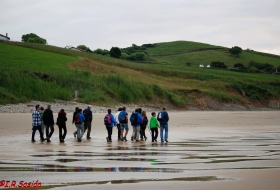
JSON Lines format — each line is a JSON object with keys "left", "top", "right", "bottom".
{"left": 75, "top": 114, "right": 82, "bottom": 124}
{"left": 157, "top": 112, "right": 163, "bottom": 121}
{"left": 142, "top": 116, "right": 148, "bottom": 126}
{"left": 118, "top": 111, "right": 126, "bottom": 123}
{"left": 131, "top": 112, "right": 138, "bottom": 126}
{"left": 104, "top": 114, "right": 112, "bottom": 125}
{"left": 83, "top": 109, "right": 90, "bottom": 121}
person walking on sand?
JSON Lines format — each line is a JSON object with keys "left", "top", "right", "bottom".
{"left": 157, "top": 107, "right": 169, "bottom": 143}
{"left": 150, "top": 112, "right": 159, "bottom": 142}
{"left": 75, "top": 109, "right": 85, "bottom": 142}
{"left": 115, "top": 108, "right": 122, "bottom": 141}
{"left": 130, "top": 108, "right": 143, "bottom": 142}
{"left": 104, "top": 109, "right": 116, "bottom": 142}
{"left": 72, "top": 107, "right": 79, "bottom": 138}
{"left": 83, "top": 105, "right": 93, "bottom": 139}
{"left": 40, "top": 107, "right": 45, "bottom": 139}
{"left": 31, "top": 105, "right": 46, "bottom": 142}
{"left": 43, "top": 105, "right": 55, "bottom": 142}
{"left": 118, "top": 107, "right": 129, "bottom": 141}
{"left": 56, "top": 109, "right": 67, "bottom": 143}
{"left": 140, "top": 110, "right": 148, "bottom": 141}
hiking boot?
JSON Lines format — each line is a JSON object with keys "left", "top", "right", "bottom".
{"left": 77, "top": 138, "right": 81, "bottom": 142}
{"left": 106, "top": 137, "right": 109, "bottom": 142}
{"left": 31, "top": 139, "right": 36, "bottom": 142}
{"left": 73, "top": 133, "right": 76, "bottom": 138}
{"left": 121, "top": 137, "right": 124, "bottom": 141}
{"left": 47, "top": 139, "right": 51, "bottom": 142}
{"left": 136, "top": 140, "right": 140, "bottom": 142}
{"left": 131, "top": 137, "right": 133, "bottom": 141}
{"left": 144, "top": 137, "right": 147, "bottom": 141}
{"left": 40, "top": 138, "right": 46, "bottom": 142}
{"left": 60, "top": 139, "right": 64, "bottom": 143}
{"left": 165, "top": 139, "right": 169, "bottom": 143}
{"left": 124, "top": 136, "right": 127, "bottom": 141}
{"left": 87, "top": 137, "right": 91, "bottom": 139}
{"left": 154, "top": 139, "right": 157, "bottom": 142}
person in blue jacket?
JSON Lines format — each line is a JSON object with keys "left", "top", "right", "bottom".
{"left": 75, "top": 109, "right": 85, "bottom": 142}
{"left": 130, "top": 108, "right": 143, "bottom": 142}
{"left": 157, "top": 107, "right": 169, "bottom": 143}
{"left": 105, "top": 109, "right": 116, "bottom": 142}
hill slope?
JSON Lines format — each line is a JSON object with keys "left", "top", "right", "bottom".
{"left": 0, "top": 40, "right": 280, "bottom": 109}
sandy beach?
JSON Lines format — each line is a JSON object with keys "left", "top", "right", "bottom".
{"left": 0, "top": 111, "right": 280, "bottom": 189}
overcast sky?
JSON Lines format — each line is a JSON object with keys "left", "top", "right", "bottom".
{"left": 1, "top": 0, "right": 280, "bottom": 55}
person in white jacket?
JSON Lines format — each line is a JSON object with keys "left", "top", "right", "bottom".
{"left": 114, "top": 108, "right": 122, "bottom": 141}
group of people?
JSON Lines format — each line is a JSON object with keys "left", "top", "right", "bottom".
{"left": 31, "top": 104, "right": 169, "bottom": 143}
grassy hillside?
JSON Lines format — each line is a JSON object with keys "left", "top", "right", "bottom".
{"left": 0, "top": 40, "right": 280, "bottom": 108}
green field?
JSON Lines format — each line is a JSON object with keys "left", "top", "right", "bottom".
{"left": 0, "top": 40, "right": 280, "bottom": 107}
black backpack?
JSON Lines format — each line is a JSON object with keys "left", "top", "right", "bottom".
{"left": 142, "top": 116, "right": 148, "bottom": 126}
{"left": 131, "top": 112, "right": 138, "bottom": 126}
{"left": 83, "top": 109, "right": 90, "bottom": 121}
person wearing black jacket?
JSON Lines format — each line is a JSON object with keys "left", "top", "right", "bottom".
{"left": 56, "top": 109, "right": 67, "bottom": 143}
{"left": 83, "top": 106, "right": 93, "bottom": 139}
{"left": 43, "top": 105, "right": 54, "bottom": 142}
{"left": 72, "top": 107, "right": 79, "bottom": 138}
{"left": 140, "top": 110, "right": 148, "bottom": 141}
{"left": 157, "top": 107, "right": 169, "bottom": 143}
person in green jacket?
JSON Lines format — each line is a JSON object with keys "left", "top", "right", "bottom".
{"left": 149, "top": 112, "right": 159, "bottom": 142}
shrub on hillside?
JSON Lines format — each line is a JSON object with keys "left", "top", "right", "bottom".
{"left": 234, "top": 63, "right": 246, "bottom": 69}
{"left": 126, "top": 52, "right": 146, "bottom": 61}
{"left": 22, "top": 33, "right": 47, "bottom": 45}
{"left": 248, "top": 61, "right": 275, "bottom": 74}
{"left": 93, "top": 48, "right": 110, "bottom": 56}
{"left": 110, "top": 47, "right": 121, "bottom": 58}
{"left": 229, "top": 46, "right": 242, "bottom": 57}
{"left": 210, "top": 61, "right": 227, "bottom": 69}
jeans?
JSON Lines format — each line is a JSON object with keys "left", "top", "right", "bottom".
{"left": 41, "top": 124, "right": 45, "bottom": 137}
{"left": 160, "top": 124, "right": 168, "bottom": 142}
{"left": 132, "top": 126, "right": 140, "bottom": 140}
{"left": 106, "top": 127, "right": 113, "bottom": 141}
{"left": 58, "top": 124, "right": 67, "bottom": 140}
{"left": 84, "top": 121, "right": 91, "bottom": 138}
{"left": 76, "top": 123, "right": 84, "bottom": 139}
{"left": 45, "top": 125, "right": 54, "bottom": 140}
{"left": 120, "top": 123, "right": 129, "bottom": 131}
{"left": 32, "top": 125, "right": 44, "bottom": 141}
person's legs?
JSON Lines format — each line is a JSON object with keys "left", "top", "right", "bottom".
{"left": 160, "top": 126, "right": 164, "bottom": 142}
{"left": 47, "top": 125, "right": 54, "bottom": 140}
{"left": 155, "top": 128, "right": 158, "bottom": 140}
{"left": 151, "top": 128, "right": 155, "bottom": 142}
{"left": 62, "top": 124, "right": 67, "bottom": 140}
{"left": 84, "top": 121, "right": 88, "bottom": 135}
{"left": 41, "top": 124, "right": 44, "bottom": 138}
{"left": 143, "top": 126, "right": 147, "bottom": 139}
{"left": 135, "top": 126, "right": 140, "bottom": 141}
{"left": 86, "top": 122, "right": 91, "bottom": 138}
{"left": 38, "top": 125, "right": 44, "bottom": 140}
{"left": 58, "top": 125, "right": 62, "bottom": 140}
{"left": 164, "top": 124, "right": 168, "bottom": 141}
{"left": 76, "top": 125, "right": 80, "bottom": 139}
{"left": 124, "top": 124, "right": 129, "bottom": 141}
{"left": 31, "top": 128, "right": 36, "bottom": 141}
{"left": 45, "top": 125, "right": 50, "bottom": 139}
{"left": 131, "top": 126, "right": 136, "bottom": 140}
{"left": 108, "top": 127, "right": 112, "bottom": 141}
{"left": 140, "top": 126, "right": 144, "bottom": 140}
{"left": 80, "top": 123, "right": 85, "bottom": 138}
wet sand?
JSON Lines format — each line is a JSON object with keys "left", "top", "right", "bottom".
{"left": 0, "top": 111, "right": 280, "bottom": 189}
